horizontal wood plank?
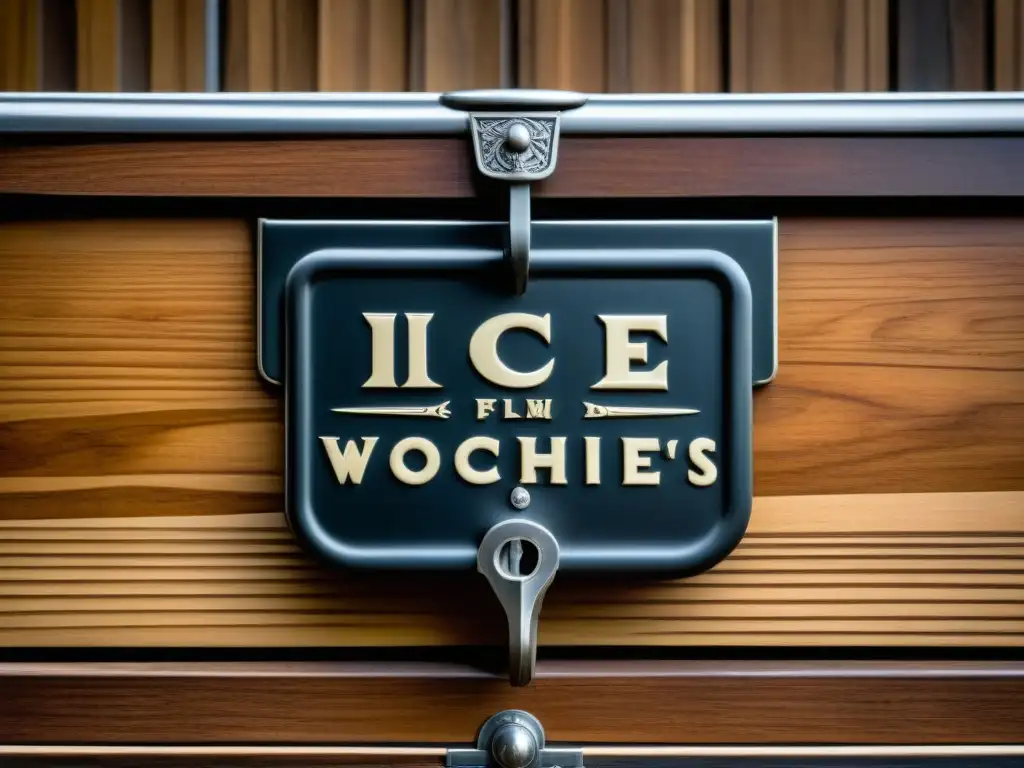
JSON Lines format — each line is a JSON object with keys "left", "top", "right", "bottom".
{"left": 0, "top": 491, "right": 1022, "bottom": 647}
{"left": 4, "top": 138, "right": 1024, "bottom": 198}
{"left": 0, "top": 217, "right": 1022, "bottom": 647}
{"left": 1, "top": 661, "right": 1022, "bottom": 744}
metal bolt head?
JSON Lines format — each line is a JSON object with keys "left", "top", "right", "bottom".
{"left": 491, "top": 723, "right": 538, "bottom": 768}
{"left": 510, "top": 486, "right": 531, "bottom": 510}
{"left": 505, "top": 122, "right": 532, "bottom": 153}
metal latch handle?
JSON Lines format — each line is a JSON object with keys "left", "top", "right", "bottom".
{"left": 441, "top": 89, "right": 587, "bottom": 687}
{"left": 477, "top": 519, "right": 559, "bottom": 687}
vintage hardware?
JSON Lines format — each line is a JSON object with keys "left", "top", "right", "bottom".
{"left": 259, "top": 92, "right": 777, "bottom": 685}
{"left": 447, "top": 709, "right": 582, "bottom": 768}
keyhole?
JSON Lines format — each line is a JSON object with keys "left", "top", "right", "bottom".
{"left": 497, "top": 538, "right": 540, "bottom": 578}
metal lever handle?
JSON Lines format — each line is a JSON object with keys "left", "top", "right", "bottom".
{"left": 477, "top": 519, "right": 559, "bottom": 687}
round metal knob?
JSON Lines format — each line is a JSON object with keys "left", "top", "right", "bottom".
{"left": 491, "top": 722, "right": 538, "bottom": 768}
{"left": 505, "top": 123, "right": 531, "bottom": 153}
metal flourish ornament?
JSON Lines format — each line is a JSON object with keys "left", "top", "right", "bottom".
{"left": 474, "top": 116, "right": 557, "bottom": 178}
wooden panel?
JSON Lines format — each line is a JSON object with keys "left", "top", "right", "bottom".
{"left": 996, "top": 0, "right": 1024, "bottom": 90}
{"left": 225, "top": 0, "right": 317, "bottom": 91}
{"left": 317, "top": 0, "right": 407, "bottom": 91}
{"left": 6, "top": 137, "right": 1024, "bottom": 199}
{"left": 895, "top": 0, "right": 988, "bottom": 90}
{"left": 0, "top": 218, "right": 1021, "bottom": 648}
{"left": 519, "top": 0, "right": 606, "bottom": 91}
{"left": 730, "top": 0, "right": 888, "bottom": 92}
{"left": 1, "top": 495, "right": 1023, "bottom": 646}
{"left": 2, "top": 749, "right": 1024, "bottom": 766}
{"left": 1, "top": 662, "right": 1023, "bottom": 744}
{"left": 150, "top": 0, "right": 207, "bottom": 92}
{"left": 76, "top": 0, "right": 120, "bottom": 90}
{"left": 412, "top": 0, "right": 502, "bottom": 91}
{"left": 75, "top": 0, "right": 149, "bottom": 91}
{"left": 0, "top": 0, "right": 40, "bottom": 90}
{"left": 606, "top": 0, "right": 722, "bottom": 92}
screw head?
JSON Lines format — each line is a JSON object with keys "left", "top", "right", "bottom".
{"left": 505, "top": 122, "right": 532, "bottom": 153}
{"left": 510, "top": 486, "right": 531, "bottom": 510}
{"left": 491, "top": 723, "right": 538, "bottom": 768}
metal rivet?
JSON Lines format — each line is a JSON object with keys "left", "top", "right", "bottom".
{"left": 490, "top": 723, "right": 538, "bottom": 768}
{"left": 510, "top": 486, "right": 531, "bottom": 510}
{"left": 505, "top": 122, "right": 531, "bottom": 153}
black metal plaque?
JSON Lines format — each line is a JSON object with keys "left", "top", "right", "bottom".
{"left": 260, "top": 220, "right": 774, "bottom": 573}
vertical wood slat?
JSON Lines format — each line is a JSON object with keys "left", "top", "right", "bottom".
{"left": 225, "top": 0, "right": 317, "bottom": 91}
{"left": 318, "top": 0, "right": 407, "bottom": 91}
{"left": 0, "top": 0, "right": 40, "bottom": 90}
{"left": 995, "top": 0, "right": 1024, "bottom": 89}
{"left": 1, "top": 0, "right": 75, "bottom": 91}
{"left": 607, "top": 0, "right": 722, "bottom": 92}
{"left": 76, "top": 0, "right": 120, "bottom": 90}
{"left": 731, "top": 0, "right": 888, "bottom": 92}
{"left": 410, "top": 0, "right": 502, "bottom": 91}
{"left": 150, "top": 0, "right": 207, "bottom": 91}
{"left": 895, "top": 0, "right": 988, "bottom": 90}
{"left": 76, "top": 0, "right": 149, "bottom": 91}
{"left": 519, "top": 0, "right": 607, "bottom": 91}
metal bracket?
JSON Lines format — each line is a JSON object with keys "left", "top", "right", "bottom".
{"left": 447, "top": 710, "right": 583, "bottom": 768}
{"left": 440, "top": 89, "right": 588, "bottom": 295}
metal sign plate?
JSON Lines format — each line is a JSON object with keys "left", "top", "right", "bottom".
{"left": 260, "top": 220, "right": 774, "bottom": 573}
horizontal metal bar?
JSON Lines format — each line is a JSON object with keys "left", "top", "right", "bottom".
{"left": 4, "top": 92, "right": 1024, "bottom": 135}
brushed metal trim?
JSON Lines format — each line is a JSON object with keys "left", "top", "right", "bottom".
{"left": 4, "top": 92, "right": 1024, "bottom": 135}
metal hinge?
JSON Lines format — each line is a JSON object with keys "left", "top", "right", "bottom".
{"left": 447, "top": 710, "right": 583, "bottom": 768}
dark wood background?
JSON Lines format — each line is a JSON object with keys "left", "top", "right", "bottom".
{"left": 2, "top": 0, "right": 1023, "bottom": 93}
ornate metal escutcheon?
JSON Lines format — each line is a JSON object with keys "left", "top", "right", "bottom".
{"left": 257, "top": 89, "right": 778, "bottom": 687}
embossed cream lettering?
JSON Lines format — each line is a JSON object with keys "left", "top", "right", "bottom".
{"left": 454, "top": 436, "right": 501, "bottom": 485}
{"left": 518, "top": 436, "right": 568, "bottom": 485}
{"left": 469, "top": 313, "right": 554, "bottom": 388}
{"left": 687, "top": 437, "right": 718, "bottom": 487}
{"left": 320, "top": 434, "right": 718, "bottom": 488}
{"left": 621, "top": 437, "right": 661, "bottom": 486}
{"left": 592, "top": 315, "right": 669, "bottom": 390}
{"left": 319, "top": 436, "right": 378, "bottom": 485}
{"left": 362, "top": 312, "right": 441, "bottom": 389}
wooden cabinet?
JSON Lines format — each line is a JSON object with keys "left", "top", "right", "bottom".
{"left": 0, "top": 92, "right": 1022, "bottom": 758}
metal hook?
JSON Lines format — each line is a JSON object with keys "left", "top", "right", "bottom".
{"left": 477, "top": 519, "right": 560, "bottom": 687}
{"left": 508, "top": 183, "right": 531, "bottom": 295}
{"left": 439, "top": 89, "right": 587, "bottom": 296}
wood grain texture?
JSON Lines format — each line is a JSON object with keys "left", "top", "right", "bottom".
{"left": 607, "top": 0, "right": 722, "bottom": 92}
{"left": 996, "top": 0, "right": 1024, "bottom": 90}
{"left": 224, "top": 0, "right": 317, "bottom": 91}
{"left": 412, "top": 0, "right": 502, "bottom": 91}
{"left": 0, "top": 217, "right": 1022, "bottom": 647}
{"left": 1, "top": 495, "right": 1023, "bottom": 647}
{"left": 318, "top": 0, "right": 407, "bottom": 91}
{"left": 150, "top": 0, "right": 206, "bottom": 92}
{"left": 5, "top": 137, "right": 1024, "bottom": 198}
{"left": 519, "top": 0, "right": 607, "bottom": 91}
{"left": 730, "top": 0, "right": 888, "bottom": 92}
{"left": 2, "top": 662, "right": 1023, "bottom": 744}
{"left": 0, "top": 0, "right": 40, "bottom": 90}
{"left": 75, "top": 0, "right": 121, "bottom": 91}
{"left": 896, "top": 0, "right": 988, "bottom": 91}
